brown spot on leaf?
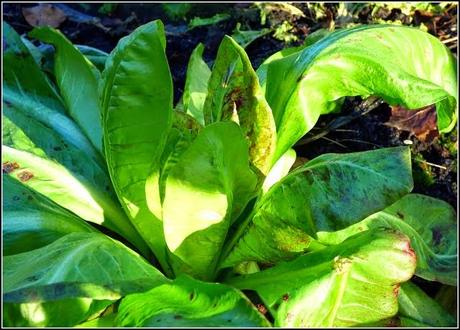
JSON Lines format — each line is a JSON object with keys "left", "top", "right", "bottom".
{"left": 173, "top": 315, "right": 182, "bottom": 320}
{"left": 223, "top": 87, "right": 244, "bottom": 118}
{"left": 17, "top": 171, "right": 34, "bottom": 182}
{"left": 402, "top": 240, "right": 417, "bottom": 260}
{"left": 22, "top": 4, "right": 67, "bottom": 28}
{"left": 392, "top": 284, "right": 401, "bottom": 297}
{"left": 386, "top": 316, "right": 401, "bottom": 327}
{"left": 256, "top": 303, "right": 268, "bottom": 315}
{"left": 385, "top": 105, "right": 439, "bottom": 142}
{"left": 282, "top": 294, "right": 289, "bottom": 301}
{"left": 3, "top": 161, "right": 20, "bottom": 174}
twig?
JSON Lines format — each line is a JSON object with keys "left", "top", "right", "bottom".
{"left": 320, "top": 136, "right": 348, "bottom": 149}
{"left": 334, "top": 129, "right": 358, "bottom": 133}
{"left": 441, "top": 36, "right": 458, "bottom": 44}
{"left": 413, "top": 158, "right": 447, "bottom": 170}
{"left": 338, "top": 139, "right": 383, "bottom": 148}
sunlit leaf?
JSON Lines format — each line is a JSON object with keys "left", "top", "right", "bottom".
{"left": 203, "top": 36, "right": 277, "bottom": 174}
{"left": 222, "top": 147, "right": 412, "bottom": 267}
{"left": 317, "top": 194, "right": 457, "bottom": 285}
{"left": 100, "top": 20, "right": 173, "bottom": 273}
{"left": 227, "top": 229, "right": 416, "bottom": 327}
{"left": 264, "top": 24, "right": 457, "bottom": 161}
{"left": 163, "top": 122, "right": 258, "bottom": 280}
{"left": 3, "top": 232, "right": 168, "bottom": 327}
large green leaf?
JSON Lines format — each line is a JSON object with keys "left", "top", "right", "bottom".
{"left": 2, "top": 22, "right": 65, "bottom": 114}
{"left": 226, "top": 229, "right": 416, "bottom": 327}
{"left": 2, "top": 105, "right": 147, "bottom": 255}
{"left": 100, "top": 20, "right": 173, "bottom": 273}
{"left": 116, "top": 275, "right": 270, "bottom": 327}
{"left": 222, "top": 146, "right": 413, "bottom": 267}
{"left": 203, "top": 36, "right": 277, "bottom": 174}
{"left": 29, "top": 27, "right": 103, "bottom": 154}
{"left": 317, "top": 194, "right": 457, "bottom": 285}
{"left": 163, "top": 122, "right": 258, "bottom": 280}
{"left": 3, "top": 24, "right": 102, "bottom": 166}
{"left": 3, "top": 176, "right": 96, "bottom": 256}
{"left": 397, "top": 281, "right": 456, "bottom": 327}
{"left": 182, "top": 43, "right": 211, "bottom": 125}
{"left": 3, "top": 232, "right": 168, "bottom": 327}
{"left": 264, "top": 24, "right": 457, "bottom": 161}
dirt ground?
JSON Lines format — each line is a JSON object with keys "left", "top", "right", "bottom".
{"left": 3, "top": 2, "right": 458, "bottom": 307}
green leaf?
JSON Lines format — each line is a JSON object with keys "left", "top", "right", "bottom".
{"left": 116, "top": 275, "right": 270, "bottom": 327}
{"left": 100, "top": 20, "right": 173, "bottom": 273}
{"left": 163, "top": 122, "right": 258, "bottom": 280}
{"left": 227, "top": 229, "right": 416, "bottom": 327}
{"left": 2, "top": 105, "right": 147, "bottom": 255}
{"left": 3, "top": 22, "right": 65, "bottom": 114}
{"left": 3, "top": 176, "right": 96, "bottom": 256}
{"left": 20, "top": 35, "right": 44, "bottom": 65}
{"left": 182, "top": 43, "right": 211, "bottom": 125}
{"left": 3, "top": 232, "right": 168, "bottom": 327}
{"left": 76, "top": 45, "right": 108, "bottom": 72}
{"left": 203, "top": 36, "right": 277, "bottom": 174}
{"left": 264, "top": 24, "right": 457, "bottom": 161}
{"left": 317, "top": 194, "right": 457, "bottom": 285}
{"left": 3, "top": 24, "right": 102, "bottom": 165}
{"left": 222, "top": 146, "right": 413, "bottom": 267}
{"left": 29, "top": 27, "right": 103, "bottom": 153}
{"left": 398, "top": 281, "right": 456, "bottom": 327}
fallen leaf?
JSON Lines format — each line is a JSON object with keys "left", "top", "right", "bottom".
{"left": 385, "top": 105, "right": 439, "bottom": 142}
{"left": 22, "top": 4, "right": 67, "bottom": 28}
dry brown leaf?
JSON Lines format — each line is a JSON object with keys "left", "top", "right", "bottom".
{"left": 385, "top": 105, "right": 439, "bottom": 142}
{"left": 22, "top": 4, "right": 67, "bottom": 28}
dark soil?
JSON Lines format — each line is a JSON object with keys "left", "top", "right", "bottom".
{"left": 3, "top": 2, "right": 458, "bottom": 302}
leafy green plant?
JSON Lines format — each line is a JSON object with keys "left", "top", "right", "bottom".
{"left": 2, "top": 19, "right": 457, "bottom": 327}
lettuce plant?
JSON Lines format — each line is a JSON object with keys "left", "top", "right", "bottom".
{"left": 2, "top": 20, "right": 457, "bottom": 327}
